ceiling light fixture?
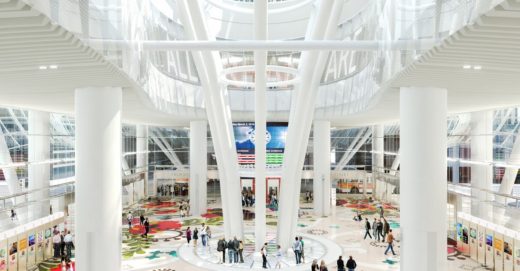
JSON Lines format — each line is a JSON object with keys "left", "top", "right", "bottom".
{"left": 473, "top": 65, "right": 482, "bottom": 70}
{"left": 39, "top": 66, "right": 48, "bottom": 70}
{"left": 49, "top": 65, "right": 58, "bottom": 69}
{"left": 462, "top": 64, "right": 472, "bottom": 69}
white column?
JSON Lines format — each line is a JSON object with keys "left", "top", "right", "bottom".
{"left": 28, "top": 110, "right": 51, "bottom": 218}
{"left": 75, "top": 87, "right": 122, "bottom": 271}
{"left": 254, "top": 0, "right": 267, "bottom": 250}
{"left": 469, "top": 110, "right": 493, "bottom": 217}
{"left": 400, "top": 87, "right": 447, "bottom": 271}
{"left": 0, "top": 130, "right": 20, "bottom": 197}
{"left": 189, "top": 121, "right": 207, "bottom": 216}
{"left": 313, "top": 121, "right": 331, "bottom": 216}
{"left": 373, "top": 125, "right": 385, "bottom": 172}
{"left": 452, "top": 146, "right": 460, "bottom": 184}
{"left": 497, "top": 132, "right": 520, "bottom": 202}
{"left": 136, "top": 125, "right": 149, "bottom": 196}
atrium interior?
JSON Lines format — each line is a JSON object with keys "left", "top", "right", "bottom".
{"left": 1, "top": 0, "right": 520, "bottom": 270}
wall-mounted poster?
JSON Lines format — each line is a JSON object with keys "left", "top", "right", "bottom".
{"left": 485, "top": 230, "right": 494, "bottom": 269}
{"left": 44, "top": 227, "right": 52, "bottom": 258}
{"left": 0, "top": 239, "right": 6, "bottom": 271}
{"left": 8, "top": 240, "right": 17, "bottom": 271}
{"left": 477, "top": 226, "right": 486, "bottom": 265}
{"left": 36, "top": 228, "right": 44, "bottom": 262}
{"left": 515, "top": 245, "right": 520, "bottom": 270}
{"left": 18, "top": 236, "right": 28, "bottom": 271}
{"left": 503, "top": 237, "right": 513, "bottom": 271}
{"left": 469, "top": 224, "right": 477, "bottom": 260}
{"left": 494, "top": 235, "right": 504, "bottom": 271}
{"left": 27, "top": 233, "right": 36, "bottom": 267}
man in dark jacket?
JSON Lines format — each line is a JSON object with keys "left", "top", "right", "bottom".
{"left": 337, "top": 255, "right": 345, "bottom": 271}
{"left": 233, "top": 237, "right": 240, "bottom": 263}
{"left": 346, "top": 256, "right": 357, "bottom": 270}
{"left": 217, "top": 238, "right": 227, "bottom": 264}
{"left": 364, "top": 218, "right": 372, "bottom": 239}
{"left": 227, "top": 239, "right": 236, "bottom": 263}
{"left": 382, "top": 218, "right": 390, "bottom": 241}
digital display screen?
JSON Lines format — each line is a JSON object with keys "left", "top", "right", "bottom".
{"left": 233, "top": 122, "right": 287, "bottom": 166}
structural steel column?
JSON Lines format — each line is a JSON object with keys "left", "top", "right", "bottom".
{"left": 136, "top": 125, "right": 149, "bottom": 196}
{"left": 75, "top": 87, "right": 122, "bottom": 271}
{"left": 177, "top": 0, "right": 244, "bottom": 238}
{"left": 400, "top": 87, "right": 447, "bottom": 271}
{"left": 470, "top": 111, "right": 493, "bottom": 217}
{"left": 254, "top": 0, "right": 268, "bottom": 250}
{"left": 28, "top": 110, "right": 51, "bottom": 218}
{"left": 277, "top": 0, "right": 344, "bottom": 250}
{"left": 498, "top": 134, "right": 520, "bottom": 202}
{"left": 189, "top": 121, "right": 207, "bottom": 216}
{"left": 0, "top": 130, "right": 20, "bottom": 197}
{"left": 373, "top": 125, "right": 385, "bottom": 172}
{"left": 313, "top": 121, "right": 331, "bottom": 217}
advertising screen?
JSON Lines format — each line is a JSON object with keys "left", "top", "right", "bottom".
{"left": 233, "top": 122, "right": 287, "bottom": 167}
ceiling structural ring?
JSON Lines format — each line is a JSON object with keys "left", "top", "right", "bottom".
{"left": 220, "top": 65, "right": 300, "bottom": 89}
{"left": 205, "top": 0, "right": 314, "bottom": 15}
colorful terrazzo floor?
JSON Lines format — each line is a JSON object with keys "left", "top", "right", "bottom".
{"left": 121, "top": 197, "right": 484, "bottom": 271}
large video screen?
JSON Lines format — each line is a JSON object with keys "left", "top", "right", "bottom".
{"left": 233, "top": 122, "right": 287, "bottom": 166}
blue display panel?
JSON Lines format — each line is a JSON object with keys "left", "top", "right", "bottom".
{"left": 233, "top": 122, "right": 288, "bottom": 166}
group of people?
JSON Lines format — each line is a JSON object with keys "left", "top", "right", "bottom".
{"left": 52, "top": 227, "right": 74, "bottom": 261}
{"left": 126, "top": 211, "right": 150, "bottom": 238}
{"left": 362, "top": 217, "right": 396, "bottom": 256}
{"left": 185, "top": 223, "right": 212, "bottom": 247}
{"left": 179, "top": 200, "right": 190, "bottom": 217}
{"left": 335, "top": 256, "right": 357, "bottom": 271}
{"left": 157, "top": 184, "right": 188, "bottom": 197}
{"left": 305, "top": 191, "right": 314, "bottom": 203}
{"left": 216, "top": 237, "right": 245, "bottom": 264}
{"left": 292, "top": 236, "right": 305, "bottom": 264}
{"left": 241, "top": 190, "right": 255, "bottom": 207}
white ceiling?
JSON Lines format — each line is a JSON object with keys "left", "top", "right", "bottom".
{"left": 0, "top": 0, "right": 193, "bottom": 126}
{"left": 330, "top": 0, "right": 520, "bottom": 127}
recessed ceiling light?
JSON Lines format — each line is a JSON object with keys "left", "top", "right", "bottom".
{"left": 49, "top": 65, "right": 58, "bottom": 69}
{"left": 473, "top": 65, "right": 482, "bottom": 70}
{"left": 462, "top": 65, "right": 472, "bottom": 69}
{"left": 39, "top": 66, "right": 48, "bottom": 70}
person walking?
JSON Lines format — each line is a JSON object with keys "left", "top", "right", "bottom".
{"left": 363, "top": 218, "right": 372, "bottom": 239}
{"left": 372, "top": 218, "right": 377, "bottom": 239}
{"left": 311, "top": 259, "right": 319, "bottom": 271}
{"left": 238, "top": 240, "right": 244, "bottom": 263}
{"left": 337, "top": 256, "right": 345, "bottom": 271}
{"left": 227, "top": 238, "right": 235, "bottom": 263}
{"left": 200, "top": 223, "right": 207, "bottom": 246}
{"left": 319, "top": 260, "right": 328, "bottom": 271}
{"left": 384, "top": 229, "right": 396, "bottom": 256}
{"left": 299, "top": 236, "right": 305, "bottom": 263}
{"left": 143, "top": 218, "right": 150, "bottom": 238}
{"left": 139, "top": 214, "right": 145, "bottom": 226}
{"left": 382, "top": 218, "right": 390, "bottom": 241}
{"left": 52, "top": 232, "right": 61, "bottom": 258}
{"left": 217, "top": 238, "right": 227, "bottom": 263}
{"left": 233, "top": 237, "right": 240, "bottom": 263}
{"left": 275, "top": 245, "right": 282, "bottom": 269}
{"left": 10, "top": 209, "right": 17, "bottom": 221}
{"left": 346, "top": 256, "right": 357, "bottom": 271}
{"left": 261, "top": 242, "right": 268, "bottom": 269}
{"left": 377, "top": 219, "right": 384, "bottom": 241}
{"left": 126, "top": 211, "right": 133, "bottom": 229}
{"left": 186, "top": 227, "right": 192, "bottom": 244}
{"left": 292, "top": 237, "right": 302, "bottom": 264}
{"left": 64, "top": 231, "right": 74, "bottom": 259}
{"left": 193, "top": 227, "right": 199, "bottom": 246}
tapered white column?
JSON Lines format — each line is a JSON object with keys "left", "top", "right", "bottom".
{"left": 75, "top": 87, "right": 122, "bottom": 271}
{"left": 0, "top": 130, "right": 20, "bottom": 197}
{"left": 189, "top": 121, "right": 207, "bottom": 216}
{"left": 372, "top": 125, "right": 385, "bottom": 173}
{"left": 254, "top": 0, "right": 267, "bottom": 250}
{"left": 313, "top": 121, "right": 331, "bottom": 217}
{"left": 400, "top": 87, "right": 447, "bottom": 271}
{"left": 136, "top": 125, "right": 149, "bottom": 196}
{"left": 28, "top": 110, "right": 51, "bottom": 218}
{"left": 469, "top": 110, "right": 493, "bottom": 217}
